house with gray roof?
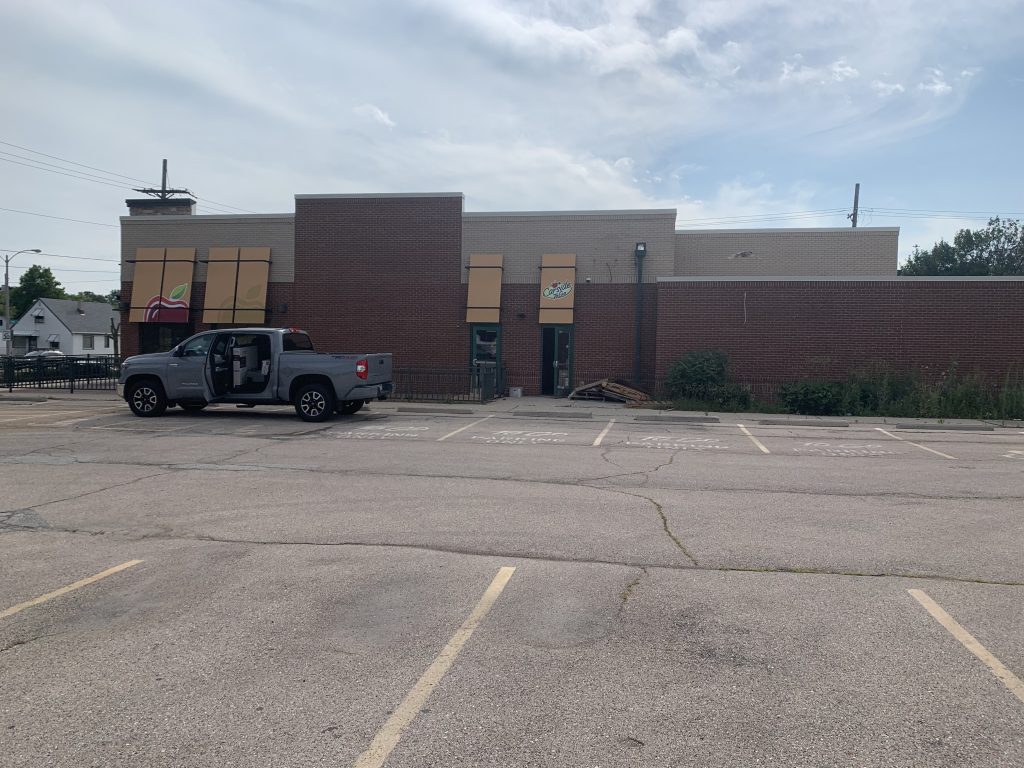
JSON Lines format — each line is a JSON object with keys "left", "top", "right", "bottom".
{"left": 11, "top": 298, "right": 119, "bottom": 356}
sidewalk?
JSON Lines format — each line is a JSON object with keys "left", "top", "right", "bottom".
{"left": 2, "top": 388, "right": 1018, "bottom": 429}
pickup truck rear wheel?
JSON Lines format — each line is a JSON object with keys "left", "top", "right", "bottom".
{"left": 295, "top": 382, "right": 335, "bottom": 422}
{"left": 127, "top": 378, "right": 168, "bottom": 418}
{"left": 337, "top": 400, "right": 363, "bottom": 415}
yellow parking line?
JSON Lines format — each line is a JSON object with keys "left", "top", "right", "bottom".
{"left": 354, "top": 566, "right": 516, "bottom": 768}
{"left": 737, "top": 424, "right": 770, "bottom": 454}
{"left": 592, "top": 418, "right": 616, "bottom": 447}
{"left": 908, "top": 589, "right": 1024, "bottom": 704}
{"left": 875, "top": 428, "right": 956, "bottom": 459}
{"left": 436, "top": 415, "right": 493, "bottom": 442}
{"left": 0, "top": 560, "right": 143, "bottom": 620}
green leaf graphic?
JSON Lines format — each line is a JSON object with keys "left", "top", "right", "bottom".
{"left": 169, "top": 283, "right": 188, "bottom": 300}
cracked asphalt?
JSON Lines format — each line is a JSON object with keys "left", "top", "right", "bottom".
{"left": 1, "top": 400, "right": 1023, "bottom": 767}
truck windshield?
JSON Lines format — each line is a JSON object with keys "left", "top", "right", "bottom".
{"left": 282, "top": 333, "right": 314, "bottom": 352}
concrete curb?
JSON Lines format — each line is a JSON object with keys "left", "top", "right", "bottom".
{"left": 893, "top": 423, "right": 995, "bottom": 432}
{"left": 633, "top": 414, "right": 720, "bottom": 424}
{"left": 759, "top": 419, "right": 850, "bottom": 428}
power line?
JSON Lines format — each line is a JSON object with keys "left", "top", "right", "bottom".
{"left": 0, "top": 155, "right": 243, "bottom": 217}
{"left": 8, "top": 265, "right": 119, "bottom": 274}
{"left": 0, "top": 156, "right": 133, "bottom": 190}
{"left": 0, "top": 250, "right": 119, "bottom": 263}
{"left": 1, "top": 139, "right": 257, "bottom": 214}
{"left": 0, "top": 206, "right": 118, "bottom": 228}
{"left": 676, "top": 208, "right": 848, "bottom": 224}
{"left": 871, "top": 206, "right": 1024, "bottom": 216}
{"left": 0, "top": 150, "right": 153, "bottom": 189}
{"left": 0, "top": 139, "right": 157, "bottom": 185}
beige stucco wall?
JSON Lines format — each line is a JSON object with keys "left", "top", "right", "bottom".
{"left": 462, "top": 211, "right": 677, "bottom": 284}
{"left": 120, "top": 214, "right": 295, "bottom": 283}
{"left": 674, "top": 227, "right": 899, "bottom": 276}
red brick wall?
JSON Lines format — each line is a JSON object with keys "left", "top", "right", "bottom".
{"left": 655, "top": 280, "right": 1024, "bottom": 390}
{"left": 293, "top": 196, "right": 467, "bottom": 368}
{"left": 497, "top": 284, "right": 656, "bottom": 395}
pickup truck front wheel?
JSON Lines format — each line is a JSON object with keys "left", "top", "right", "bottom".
{"left": 295, "top": 383, "right": 335, "bottom": 422}
{"left": 127, "top": 378, "right": 168, "bottom": 418}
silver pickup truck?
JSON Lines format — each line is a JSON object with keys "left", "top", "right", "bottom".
{"left": 117, "top": 328, "right": 392, "bottom": 422}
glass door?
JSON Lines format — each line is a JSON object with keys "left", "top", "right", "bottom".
{"left": 471, "top": 325, "right": 501, "bottom": 399}
{"left": 541, "top": 326, "right": 573, "bottom": 396}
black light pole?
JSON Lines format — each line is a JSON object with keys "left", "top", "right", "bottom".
{"left": 3, "top": 248, "right": 42, "bottom": 357}
{"left": 633, "top": 242, "right": 646, "bottom": 385}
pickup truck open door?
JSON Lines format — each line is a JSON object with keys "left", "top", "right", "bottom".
{"left": 165, "top": 334, "right": 214, "bottom": 403}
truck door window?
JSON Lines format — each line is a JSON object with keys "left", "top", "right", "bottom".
{"left": 180, "top": 336, "right": 213, "bottom": 357}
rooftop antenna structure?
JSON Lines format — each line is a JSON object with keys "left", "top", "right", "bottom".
{"left": 132, "top": 159, "right": 193, "bottom": 199}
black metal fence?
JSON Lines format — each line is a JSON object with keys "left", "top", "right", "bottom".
{"left": 1, "top": 355, "right": 121, "bottom": 392}
{"left": 393, "top": 366, "right": 506, "bottom": 403}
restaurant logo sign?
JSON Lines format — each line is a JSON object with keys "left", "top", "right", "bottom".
{"left": 542, "top": 280, "right": 573, "bottom": 300}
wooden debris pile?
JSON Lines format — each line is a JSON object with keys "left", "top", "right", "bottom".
{"left": 569, "top": 379, "right": 651, "bottom": 403}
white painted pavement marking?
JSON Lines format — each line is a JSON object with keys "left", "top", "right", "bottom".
{"left": 908, "top": 589, "right": 1024, "bottom": 705}
{"left": 0, "top": 410, "right": 86, "bottom": 423}
{"left": 353, "top": 566, "right": 516, "bottom": 768}
{"left": 471, "top": 430, "right": 568, "bottom": 445}
{"left": 794, "top": 441, "right": 896, "bottom": 458}
{"left": 875, "top": 427, "right": 956, "bottom": 460}
{"left": 1003, "top": 450, "right": 1024, "bottom": 460}
{"left": 592, "top": 418, "right": 616, "bottom": 447}
{"left": 625, "top": 435, "right": 728, "bottom": 451}
{"left": 333, "top": 425, "right": 432, "bottom": 440}
{"left": 736, "top": 424, "right": 770, "bottom": 454}
{"left": 436, "top": 414, "right": 494, "bottom": 442}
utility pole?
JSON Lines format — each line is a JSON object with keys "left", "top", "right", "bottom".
{"left": 132, "top": 159, "right": 192, "bottom": 199}
{"left": 848, "top": 183, "right": 860, "bottom": 228}
{"left": 3, "top": 248, "right": 42, "bottom": 357}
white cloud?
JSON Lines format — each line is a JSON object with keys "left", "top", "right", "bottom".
{"left": 354, "top": 104, "right": 396, "bottom": 129}
{"left": 871, "top": 80, "right": 905, "bottom": 96}
{"left": 0, "top": 0, "right": 1021, "bottom": 294}
{"left": 918, "top": 68, "right": 953, "bottom": 96}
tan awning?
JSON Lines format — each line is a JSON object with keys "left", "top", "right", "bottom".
{"left": 128, "top": 247, "right": 197, "bottom": 323}
{"left": 202, "top": 246, "right": 271, "bottom": 324}
{"left": 538, "top": 253, "right": 576, "bottom": 324}
{"left": 466, "top": 253, "right": 503, "bottom": 323}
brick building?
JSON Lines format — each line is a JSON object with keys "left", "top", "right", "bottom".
{"left": 119, "top": 192, "right": 1023, "bottom": 397}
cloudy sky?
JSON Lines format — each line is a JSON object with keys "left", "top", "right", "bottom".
{"left": 2, "top": 0, "right": 1023, "bottom": 294}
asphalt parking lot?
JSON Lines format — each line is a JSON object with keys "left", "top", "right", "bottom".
{"left": 1, "top": 398, "right": 1022, "bottom": 767}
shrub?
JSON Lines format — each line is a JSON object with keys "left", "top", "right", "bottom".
{"left": 665, "top": 350, "right": 730, "bottom": 401}
{"left": 780, "top": 381, "right": 844, "bottom": 416}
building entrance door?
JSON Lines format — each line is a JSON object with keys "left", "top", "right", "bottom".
{"left": 471, "top": 325, "right": 500, "bottom": 400}
{"left": 541, "top": 326, "right": 572, "bottom": 396}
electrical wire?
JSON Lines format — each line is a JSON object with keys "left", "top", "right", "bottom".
{"left": 0, "top": 207, "right": 118, "bottom": 228}
{"left": 0, "top": 139, "right": 257, "bottom": 214}
{"left": 0, "top": 250, "right": 120, "bottom": 264}
{"left": 0, "top": 139, "right": 157, "bottom": 185}
{"left": 8, "top": 266, "right": 119, "bottom": 274}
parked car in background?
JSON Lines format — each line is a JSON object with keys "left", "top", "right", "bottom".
{"left": 23, "top": 350, "right": 66, "bottom": 358}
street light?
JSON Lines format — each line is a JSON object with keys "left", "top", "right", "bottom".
{"left": 3, "top": 248, "right": 42, "bottom": 357}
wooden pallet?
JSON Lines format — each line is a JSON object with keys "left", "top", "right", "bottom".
{"left": 569, "top": 378, "right": 650, "bottom": 403}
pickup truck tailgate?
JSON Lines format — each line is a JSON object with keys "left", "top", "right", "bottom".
{"left": 329, "top": 353, "right": 392, "bottom": 385}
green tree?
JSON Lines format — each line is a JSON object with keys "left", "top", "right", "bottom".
{"left": 899, "top": 217, "right": 1024, "bottom": 275}
{"left": 11, "top": 265, "right": 67, "bottom": 318}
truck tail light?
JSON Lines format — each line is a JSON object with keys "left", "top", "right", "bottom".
{"left": 356, "top": 359, "right": 368, "bottom": 380}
